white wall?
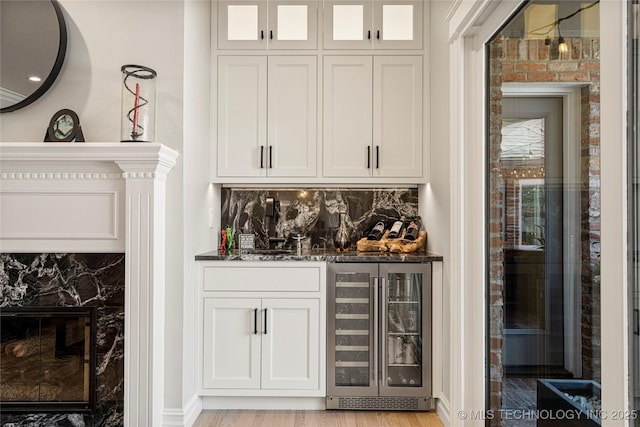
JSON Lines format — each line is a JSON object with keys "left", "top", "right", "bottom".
{"left": 0, "top": 0, "right": 192, "bottom": 417}
{"left": 182, "top": 0, "right": 213, "bottom": 415}
{"left": 0, "top": 1, "right": 184, "bottom": 145}
{"left": 426, "top": 0, "right": 452, "bottom": 411}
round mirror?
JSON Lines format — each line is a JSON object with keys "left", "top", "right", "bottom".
{"left": 0, "top": 0, "right": 67, "bottom": 113}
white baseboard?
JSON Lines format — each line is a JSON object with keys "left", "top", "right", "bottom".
{"left": 201, "top": 396, "right": 326, "bottom": 410}
{"left": 436, "top": 396, "right": 451, "bottom": 427}
{"left": 163, "top": 394, "right": 202, "bottom": 427}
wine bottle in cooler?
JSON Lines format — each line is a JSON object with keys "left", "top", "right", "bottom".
{"left": 387, "top": 336, "right": 396, "bottom": 363}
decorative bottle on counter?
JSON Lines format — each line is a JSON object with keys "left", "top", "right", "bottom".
{"left": 387, "top": 217, "right": 405, "bottom": 239}
{"left": 334, "top": 210, "right": 351, "bottom": 252}
{"left": 367, "top": 221, "right": 385, "bottom": 240}
{"left": 404, "top": 216, "right": 422, "bottom": 241}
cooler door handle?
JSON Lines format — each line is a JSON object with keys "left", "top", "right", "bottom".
{"left": 380, "top": 276, "right": 386, "bottom": 387}
{"left": 373, "top": 276, "right": 379, "bottom": 386}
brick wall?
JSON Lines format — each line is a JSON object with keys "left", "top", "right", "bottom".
{"left": 487, "top": 35, "right": 601, "bottom": 423}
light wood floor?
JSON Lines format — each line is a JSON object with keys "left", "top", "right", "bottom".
{"left": 194, "top": 410, "right": 444, "bottom": 427}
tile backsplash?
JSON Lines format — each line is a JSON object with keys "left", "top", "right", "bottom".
{"left": 221, "top": 188, "right": 419, "bottom": 249}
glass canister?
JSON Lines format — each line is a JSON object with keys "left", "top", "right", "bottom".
{"left": 120, "top": 64, "right": 157, "bottom": 142}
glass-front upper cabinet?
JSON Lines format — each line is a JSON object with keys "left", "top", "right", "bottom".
{"left": 218, "top": 0, "right": 318, "bottom": 49}
{"left": 323, "top": 0, "right": 422, "bottom": 50}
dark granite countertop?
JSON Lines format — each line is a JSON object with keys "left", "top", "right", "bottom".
{"left": 195, "top": 249, "right": 443, "bottom": 263}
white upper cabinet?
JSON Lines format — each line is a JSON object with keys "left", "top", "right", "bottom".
{"left": 323, "top": 56, "right": 373, "bottom": 178}
{"left": 217, "top": 56, "right": 267, "bottom": 177}
{"left": 217, "top": 56, "right": 317, "bottom": 179}
{"left": 219, "top": 0, "right": 318, "bottom": 49}
{"left": 373, "top": 56, "right": 423, "bottom": 177}
{"left": 323, "top": 55, "right": 423, "bottom": 179}
{"left": 267, "top": 56, "right": 318, "bottom": 177}
{"left": 324, "top": 0, "right": 422, "bottom": 50}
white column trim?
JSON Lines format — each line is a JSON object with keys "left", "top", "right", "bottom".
{"left": 114, "top": 145, "right": 178, "bottom": 427}
{"left": 600, "top": 1, "right": 630, "bottom": 425}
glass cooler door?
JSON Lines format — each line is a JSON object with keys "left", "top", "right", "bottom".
{"left": 327, "top": 264, "right": 378, "bottom": 396}
{"left": 379, "top": 264, "right": 431, "bottom": 397}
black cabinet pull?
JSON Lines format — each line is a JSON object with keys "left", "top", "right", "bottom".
{"left": 269, "top": 145, "right": 273, "bottom": 168}
{"left": 270, "top": 30, "right": 273, "bottom": 40}
{"left": 376, "top": 30, "right": 380, "bottom": 40}
{"left": 264, "top": 308, "right": 268, "bottom": 334}
{"left": 261, "top": 30, "right": 264, "bottom": 39}
{"left": 253, "top": 308, "right": 258, "bottom": 334}
{"left": 367, "top": 30, "right": 371, "bottom": 40}
{"left": 367, "top": 146, "right": 371, "bottom": 169}
{"left": 376, "top": 146, "right": 379, "bottom": 168}
{"left": 260, "top": 145, "right": 264, "bottom": 168}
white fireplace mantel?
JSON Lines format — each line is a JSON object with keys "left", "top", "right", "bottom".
{"left": 0, "top": 142, "right": 179, "bottom": 427}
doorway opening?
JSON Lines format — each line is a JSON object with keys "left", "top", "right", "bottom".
{"left": 486, "top": 2, "right": 601, "bottom": 425}
{"left": 502, "top": 96, "right": 570, "bottom": 377}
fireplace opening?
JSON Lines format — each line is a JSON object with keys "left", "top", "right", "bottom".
{"left": 0, "top": 307, "right": 96, "bottom": 412}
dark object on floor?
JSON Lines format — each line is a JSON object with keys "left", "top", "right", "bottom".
{"left": 536, "top": 379, "right": 601, "bottom": 427}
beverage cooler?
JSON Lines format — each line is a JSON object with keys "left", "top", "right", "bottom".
{"left": 326, "top": 263, "right": 433, "bottom": 410}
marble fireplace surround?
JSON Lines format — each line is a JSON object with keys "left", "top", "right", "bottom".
{"left": 0, "top": 142, "right": 179, "bottom": 427}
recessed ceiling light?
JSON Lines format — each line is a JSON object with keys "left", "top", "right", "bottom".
{"left": 27, "top": 76, "right": 42, "bottom": 82}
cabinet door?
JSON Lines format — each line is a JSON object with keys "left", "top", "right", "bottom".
{"left": 373, "top": 56, "right": 423, "bottom": 178}
{"left": 326, "top": 263, "right": 379, "bottom": 397}
{"left": 373, "top": 0, "right": 422, "bottom": 50}
{"left": 268, "top": 1, "right": 318, "bottom": 49}
{"left": 203, "top": 298, "right": 262, "bottom": 389}
{"left": 323, "top": 56, "right": 373, "bottom": 177}
{"left": 378, "top": 263, "right": 431, "bottom": 397}
{"left": 261, "top": 298, "right": 320, "bottom": 390}
{"left": 267, "top": 56, "right": 317, "bottom": 177}
{"left": 324, "top": 0, "right": 422, "bottom": 50}
{"left": 218, "top": 1, "right": 268, "bottom": 49}
{"left": 217, "top": 56, "right": 267, "bottom": 177}
{"left": 323, "top": 0, "right": 373, "bottom": 49}
{"left": 219, "top": 1, "right": 317, "bottom": 50}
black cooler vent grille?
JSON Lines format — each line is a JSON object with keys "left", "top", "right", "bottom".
{"left": 336, "top": 396, "right": 425, "bottom": 410}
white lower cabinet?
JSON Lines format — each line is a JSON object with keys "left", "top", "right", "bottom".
{"left": 203, "top": 298, "right": 262, "bottom": 389}
{"left": 200, "top": 262, "right": 326, "bottom": 397}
